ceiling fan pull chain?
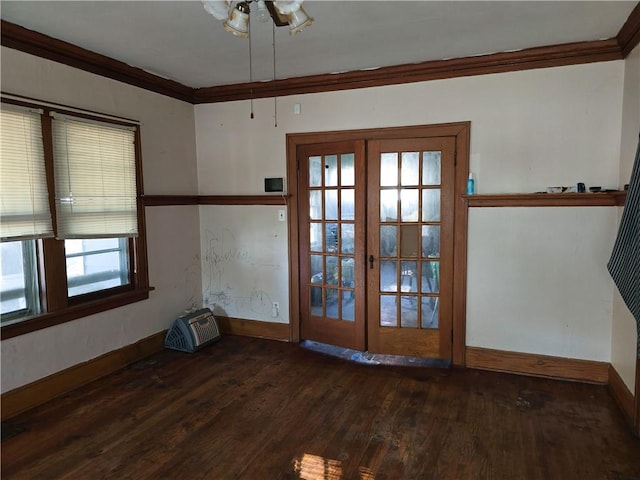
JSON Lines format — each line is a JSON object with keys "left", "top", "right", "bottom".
{"left": 249, "top": 18, "right": 254, "bottom": 119}
{"left": 273, "top": 22, "right": 278, "bottom": 128}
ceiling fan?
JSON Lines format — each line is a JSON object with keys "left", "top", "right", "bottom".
{"left": 202, "top": 0, "right": 314, "bottom": 38}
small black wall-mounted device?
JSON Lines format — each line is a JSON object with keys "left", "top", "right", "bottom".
{"left": 265, "top": 177, "right": 284, "bottom": 193}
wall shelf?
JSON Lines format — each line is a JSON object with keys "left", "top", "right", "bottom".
{"left": 463, "top": 191, "right": 627, "bottom": 207}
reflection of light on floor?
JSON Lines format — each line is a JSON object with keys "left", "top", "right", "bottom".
{"left": 292, "top": 454, "right": 377, "bottom": 480}
{"left": 358, "top": 466, "right": 376, "bottom": 479}
{"left": 293, "top": 454, "right": 342, "bottom": 480}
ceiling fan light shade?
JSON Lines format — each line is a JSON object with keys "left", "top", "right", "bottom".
{"left": 286, "top": 6, "right": 313, "bottom": 35}
{"left": 223, "top": 1, "right": 250, "bottom": 38}
{"left": 272, "top": 0, "right": 303, "bottom": 15}
{"left": 202, "top": 0, "right": 231, "bottom": 21}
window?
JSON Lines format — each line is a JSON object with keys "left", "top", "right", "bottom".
{"left": 66, "top": 238, "right": 130, "bottom": 297}
{"left": 0, "top": 240, "right": 40, "bottom": 323}
{"left": 0, "top": 96, "right": 149, "bottom": 338}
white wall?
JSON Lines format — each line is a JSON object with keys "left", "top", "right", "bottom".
{"left": 195, "top": 61, "right": 625, "bottom": 362}
{"left": 611, "top": 43, "right": 640, "bottom": 392}
{"left": 199, "top": 206, "right": 289, "bottom": 323}
{"left": 1, "top": 48, "right": 202, "bottom": 392}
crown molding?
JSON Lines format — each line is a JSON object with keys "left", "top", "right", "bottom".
{"left": 0, "top": 20, "right": 194, "bottom": 103}
{"left": 3, "top": 8, "right": 638, "bottom": 106}
{"left": 193, "top": 39, "right": 622, "bottom": 103}
{"left": 617, "top": 2, "right": 640, "bottom": 57}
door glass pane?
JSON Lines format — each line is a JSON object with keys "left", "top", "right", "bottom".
{"left": 341, "top": 257, "right": 354, "bottom": 288}
{"left": 422, "top": 189, "right": 441, "bottom": 222}
{"left": 422, "top": 152, "right": 441, "bottom": 185}
{"left": 309, "top": 156, "right": 322, "bottom": 187}
{"left": 400, "top": 189, "right": 419, "bottom": 222}
{"left": 380, "top": 225, "right": 397, "bottom": 257}
{"left": 341, "top": 224, "right": 354, "bottom": 254}
{"left": 325, "top": 256, "right": 339, "bottom": 286}
{"left": 341, "top": 153, "right": 355, "bottom": 186}
{"left": 325, "top": 223, "right": 338, "bottom": 252}
{"left": 311, "top": 287, "right": 322, "bottom": 316}
{"left": 380, "top": 189, "right": 398, "bottom": 222}
{"left": 380, "top": 260, "right": 397, "bottom": 292}
{"left": 309, "top": 191, "right": 322, "bottom": 220}
{"left": 400, "top": 261, "right": 417, "bottom": 293}
{"left": 325, "top": 155, "right": 338, "bottom": 186}
{"left": 310, "top": 255, "right": 323, "bottom": 283}
{"left": 400, "top": 296, "right": 418, "bottom": 328}
{"left": 310, "top": 223, "right": 322, "bottom": 252}
{"left": 326, "top": 288, "right": 338, "bottom": 318}
{"left": 401, "top": 152, "right": 419, "bottom": 186}
{"left": 380, "top": 153, "right": 398, "bottom": 186}
{"left": 400, "top": 225, "right": 419, "bottom": 258}
{"left": 341, "top": 189, "right": 354, "bottom": 221}
{"left": 421, "top": 261, "right": 440, "bottom": 293}
{"left": 422, "top": 225, "right": 440, "bottom": 258}
{"left": 421, "top": 297, "right": 439, "bottom": 329}
{"left": 380, "top": 295, "right": 397, "bottom": 327}
{"left": 342, "top": 291, "right": 354, "bottom": 321}
{"left": 325, "top": 190, "right": 338, "bottom": 220}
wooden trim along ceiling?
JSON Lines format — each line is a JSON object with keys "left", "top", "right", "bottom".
{"left": 0, "top": 21, "right": 193, "bottom": 103}
{"left": 618, "top": 2, "right": 640, "bottom": 57}
{"left": 2, "top": 6, "right": 639, "bottom": 104}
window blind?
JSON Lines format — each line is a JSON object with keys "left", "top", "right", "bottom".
{"left": 0, "top": 106, "right": 53, "bottom": 241}
{"left": 51, "top": 114, "right": 138, "bottom": 239}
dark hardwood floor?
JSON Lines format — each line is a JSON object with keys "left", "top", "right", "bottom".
{"left": 2, "top": 335, "right": 639, "bottom": 479}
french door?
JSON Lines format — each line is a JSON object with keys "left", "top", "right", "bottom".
{"left": 298, "top": 140, "right": 367, "bottom": 350}
{"left": 297, "top": 136, "right": 455, "bottom": 359}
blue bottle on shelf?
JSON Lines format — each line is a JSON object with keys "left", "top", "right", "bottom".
{"left": 467, "top": 173, "right": 475, "bottom": 195}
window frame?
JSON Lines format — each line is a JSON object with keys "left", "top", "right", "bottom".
{"left": 1, "top": 96, "right": 150, "bottom": 340}
{"left": 0, "top": 240, "right": 41, "bottom": 323}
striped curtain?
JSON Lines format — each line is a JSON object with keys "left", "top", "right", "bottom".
{"left": 608, "top": 133, "right": 640, "bottom": 357}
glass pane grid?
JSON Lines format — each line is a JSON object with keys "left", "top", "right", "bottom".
{"left": 378, "top": 148, "right": 442, "bottom": 331}
{"left": 307, "top": 151, "right": 356, "bottom": 323}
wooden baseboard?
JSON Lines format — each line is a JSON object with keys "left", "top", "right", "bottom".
{"left": 608, "top": 363, "right": 635, "bottom": 425}
{"left": 1, "top": 331, "right": 166, "bottom": 420}
{"left": 465, "top": 346, "right": 609, "bottom": 384}
{"left": 216, "top": 316, "right": 290, "bottom": 342}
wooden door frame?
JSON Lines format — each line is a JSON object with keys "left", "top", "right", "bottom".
{"left": 286, "top": 122, "right": 471, "bottom": 366}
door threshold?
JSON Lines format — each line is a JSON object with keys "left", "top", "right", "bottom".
{"left": 300, "top": 340, "right": 451, "bottom": 368}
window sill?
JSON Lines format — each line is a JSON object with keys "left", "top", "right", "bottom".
{"left": 1, "top": 287, "right": 154, "bottom": 340}
{"left": 462, "top": 191, "right": 627, "bottom": 207}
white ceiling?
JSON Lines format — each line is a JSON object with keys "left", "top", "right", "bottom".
{"left": 1, "top": 1, "right": 637, "bottom": 89}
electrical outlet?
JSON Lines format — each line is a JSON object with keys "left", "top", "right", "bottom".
{"left": 278, "top": 209, "right": 286, "bottom": 221}
{"left": 271, "top": 302, "right": 279, "bottom": 318}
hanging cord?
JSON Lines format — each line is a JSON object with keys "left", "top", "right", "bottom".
{"left": 249, "top": 20, "right": 254, "bottom": 119}
{"left": 272, "top": 22, "right": 278, "bottom": 128}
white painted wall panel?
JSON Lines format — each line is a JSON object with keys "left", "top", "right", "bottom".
{"left": 199, "top": 205, "right": 289, "bottom": 323}
{"left": 466, "top": 207, "right": 616, "bottom": 361}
